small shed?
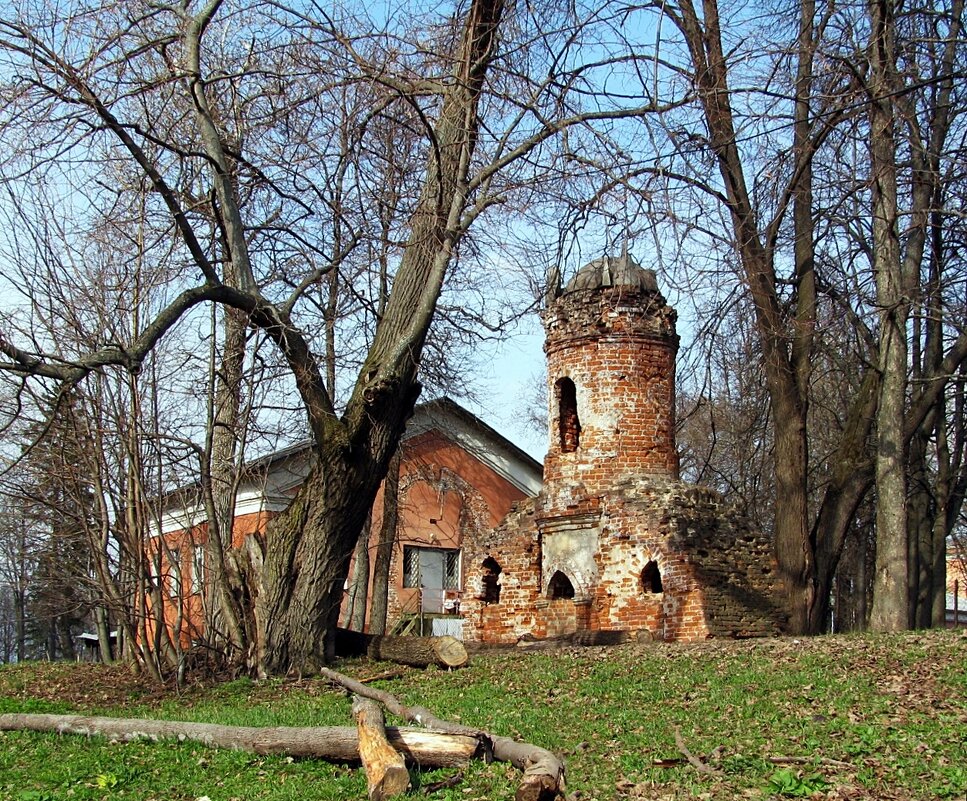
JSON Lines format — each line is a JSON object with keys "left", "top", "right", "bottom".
{"left": 77, "top": 630, "right": 117, "bottom": 662}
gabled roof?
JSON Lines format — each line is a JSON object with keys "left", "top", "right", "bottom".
{"left": 158, "top": 397, "right": 543, "bottom": 534}
{"left": 406, "top": 398, "right": 543, "bottom": 495}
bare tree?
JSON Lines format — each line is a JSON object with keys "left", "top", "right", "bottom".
{"left": 0, "top": 0, "right": 669, "bottom": 673}
{"left": 0, "top": 499, "right": 37, "bottom": 662}
{"left": 637, "top": 0, "right": 967, "bottom": 632}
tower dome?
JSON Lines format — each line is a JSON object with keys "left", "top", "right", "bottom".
{"left": 542, "top": 254, "right": 679, "bottom": 511}
{"left": 563, "top": 253, "right": 659, "bottom": 294}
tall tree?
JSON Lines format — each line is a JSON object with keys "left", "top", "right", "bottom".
{"left": 641, "top": 0, "right": 967, "bottom": 632}
{"left": 0, "top": 0, "right": 666, "bottom": 673}
{"left": 866, "top": 0, "right": 910, "bottom": 631}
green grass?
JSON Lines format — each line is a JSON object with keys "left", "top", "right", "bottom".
{"left": 1, "top": 630, "right": 965, "bottom": 800}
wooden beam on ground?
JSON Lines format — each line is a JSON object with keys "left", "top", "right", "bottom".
{"left": 0, "top": 713, "right": 479, "bottom": 767}
{"left": 320, "top": 667, "right": 566, "bottom": 801}
{"left": 352, "top": 697, "right": 410, "bottom": 800}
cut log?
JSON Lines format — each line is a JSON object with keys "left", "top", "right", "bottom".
{"left": 352, "top": 697, "right": 410, "bottom": 800}
{"left": 335, "top": 628, "right": 468, "bottom": 668}
{"left": 320, "top": 667, "right": 566, "bottom": 801}
{"left": 492, "top": 735, "right": 567, "bottom": 801}
{"left": 0, "top": 713, "right": 478, "bottom": 767}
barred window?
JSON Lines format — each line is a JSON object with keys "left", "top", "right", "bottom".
{"left": 403, "top": 546, "right": 460, "bottom": 590}
{"left": 443, "top": 551, "right": 460, "bottom": 589}
{"left": 168, "top": 549, "right": 181, "bottom": 598}
{"left": 192, "top": 545, "right": 205, "bottom": 595}
{"left": 403, "top": 546, "right": 419, "bottom": 587}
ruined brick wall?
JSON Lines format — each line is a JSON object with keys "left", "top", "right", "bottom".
{"left": 461, "top": 499, "right": 543, "bottom": 643}
{"left": 542, "top": 286, "right": 679, "bottom": 515}
{"left": 464, "top": 479, "right": 784, "bottom": 644}
{"left": 596, "top": 478, "right": 784, "bottom": 639}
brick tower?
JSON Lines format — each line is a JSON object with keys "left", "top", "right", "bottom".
{"left": 462, "top": 253, "right": 784, "bottom": 642}
{"left": 541, "top": 253, "right": 679, "bottom": 515}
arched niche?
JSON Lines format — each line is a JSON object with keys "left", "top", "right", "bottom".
{"left": 481, "top": 556, "right": 502, "bottom": 604}
{"left": 556, "top": 377, "right": 580, "bottom": 453}
{"left": 641, "top": 560, "right": 663, "bottom": 594}
{"left": 547, "top": 570, "right": 576, "bottom": 600}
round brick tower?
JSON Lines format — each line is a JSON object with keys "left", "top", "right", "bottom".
{"left": 542, "top": 254, "right": 679, "bottom": 508}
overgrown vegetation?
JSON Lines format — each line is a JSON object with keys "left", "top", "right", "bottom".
{"left": 1, "top": 631, "right": 964, "bottom": 800}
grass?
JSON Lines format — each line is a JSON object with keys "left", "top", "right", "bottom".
{"left": 0, "top": 630, "right": 965, "bottom": 800}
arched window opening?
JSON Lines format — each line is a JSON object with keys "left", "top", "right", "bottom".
{"left": 641, "top": 561, "right": 663, "bottom": 594}
{"left": 556, "top": 377, "right": 581, "bottom": 453}
{"left": 547, "top": 570, "right": 575, "bottom": 600}
{"left": 481, "top": 556, "right": 502, "bottom": 604}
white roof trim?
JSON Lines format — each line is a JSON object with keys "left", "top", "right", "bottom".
{"left": 157, "top": 487, "right": 292, "bottom": 536}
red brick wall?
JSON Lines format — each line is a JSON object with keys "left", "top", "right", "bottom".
{"left": 463, "top": 478, "right": 784, "bottom": 644}
{"left": 462, "top": 499, "right": 543, "bottom": 643}
{"left": 151, "top": 510, "right": 275, "bottom": 647}
{"left": 542, "top": 287, "right": 679, "bottom": 513}
{"left": 352, "top": 430, "right": 530, "bottom": 630}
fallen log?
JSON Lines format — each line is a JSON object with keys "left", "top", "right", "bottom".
{"left": 352, "top": 697, "right": 410, "bottom": 800}
{"left": 0, "top": 713, "right": 478, "bottom": 767}
{"left": 515, "top": 630, "right": 633, "bottom": 650}
{"left": 320, "top": 667, "right": 566, "bottom": 801}
{"left": 335, "top": 628, "right": 468, "bottom": 668}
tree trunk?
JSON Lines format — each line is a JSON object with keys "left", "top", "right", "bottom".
{"left": 772, "top": 395, "right": 813, "bottom": 634}
{"left": 254, "top": 0, "right": 504, "bottom": 676}
{"left": 673, "top": 0, "right": 818, "bottom": 633}
{"left": 94, "top": 606, "right": 112, "bottom": 663}
{"left": 867, "top": 0, "right": 909, "bottom": 632}
{"left": 930, "top": 513, "right": 948, "bottom": 626}
{"left": 257, "top": 452, "right": 385, "bottom": 673}
{"left": 335, "top": 629, "right": 468, "bottom": 668}
{"left": 774, "top": 379, "right": 881, "bottom": 636}
{"left": 14, "top": 586, "right": 25, "bottom": 663}
{"left": 57, "top": 619, "right": 75, "bottom": 661}
{"left": 345, "top": 514, "right": 371, "bottom": 631}
{"left": 204, "top": 302, "right": 250, "bottom": 659}
{"left": 907, "top": 427, "right": 931, "bottom": 627}
{"left": 352, "top": 697, "right": 410, "bottom": 801}
{"left": 369, "top": 449, "right": 401, "bottom": 636}
{"left": 0, "top": 713, "right": 478, "bottom": 766}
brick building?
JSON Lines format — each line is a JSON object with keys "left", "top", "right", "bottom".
{"left": 154, "top": 400, "right": 542, "bottom": 643}
{"left": 157, "top": 254, "right": 784, "bottom": 644}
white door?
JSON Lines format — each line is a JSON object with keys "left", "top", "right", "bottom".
{"left": 420, "top": 550, "right": 446, "bottom": 613}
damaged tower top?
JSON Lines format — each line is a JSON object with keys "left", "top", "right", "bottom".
{"left": 542, "top": 253, "right": 680, "bottom": 515}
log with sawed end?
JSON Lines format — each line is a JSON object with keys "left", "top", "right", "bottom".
{"left": 353, "top": 696, "right": 410, "bottom": 801}
{"left": 320, "top": 667, "right": 566, "bottom": 801}
{"left": 335, "top": 628, "right": 468, "bottom": 668}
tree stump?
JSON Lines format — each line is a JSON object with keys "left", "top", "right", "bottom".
{"left": 352, "top": 697, "right": 410, "bottom": 801}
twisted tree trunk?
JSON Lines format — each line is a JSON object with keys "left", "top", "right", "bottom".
{"left": 254, "top": 0, "right": 505, "bottom": 676}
